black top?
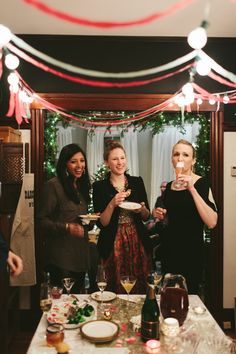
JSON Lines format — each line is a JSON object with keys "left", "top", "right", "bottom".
{"left": 93, "top": 174, "right": 152, "bottom": 260}
{"left": 156, "top": 177, "right": 217, "bottom": 293}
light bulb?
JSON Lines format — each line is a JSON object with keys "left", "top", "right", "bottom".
{"left": 5, "top": 54, "right": 20, "bottom": 70}
{"left": 182, "top": 83, "right": 193, "bottom": 96}
{"left": 223, "top": 95, "right": 229, "bottom": 104}
{"left": 184, "top": 93, "right": 195, "bottom": 105}
{"left": 187, "top": 27, "right": 207, "bottom": 49}
{"left": 7, "top": 72, "right": 19, "bottom": 85}
{"left": 196, "top": 59, "right": 211, "bottom": 76}
{"left": 197, "top": 98, "right": 203, "bottom": 105}
{"left": 0, "top": 25, "right": 12, "bottom": 48}
{"left": 209, "top": 98, "right": 216, "bottom": 105}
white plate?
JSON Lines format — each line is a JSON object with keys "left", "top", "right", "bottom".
{"left": 79, "top": 214, "right": 100, "bottom": 220}
{"left": 91, "top": 291, "right": 116, "bottom": 302}
{"left": 80, "top": 320, "right": 119, "bottom": 342}
{"left": 47, "top": 301, "right": 95, "bottom": 329}
{"left": 119, "top": 201, "right": 141, "bottom": 210}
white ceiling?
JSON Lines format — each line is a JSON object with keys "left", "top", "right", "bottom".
{"left": 0, "top": 0, "right": 236, "bottom": 37}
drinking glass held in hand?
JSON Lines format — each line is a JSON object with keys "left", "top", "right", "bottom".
{"left": 173, "top": 161, "right": 185, "bottom": 189}
{"left": 96, "top": 265, "right": 107, "bottom": 307}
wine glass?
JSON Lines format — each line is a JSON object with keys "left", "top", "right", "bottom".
{"left": 173, "top": 161, "right": 184, "bottom": 189}
{"left": 120, "top": 275, "right": 137, "bottom": 303}
{"left": 62, "top": 277, "right": 75, "bottom": 300}
{"left": 39, "top": 282, "right": 52, "bottom": 315}
{"left": 96, "top": 265, "right": 107, "bottom": 308}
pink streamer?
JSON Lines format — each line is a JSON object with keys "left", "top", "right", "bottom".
{"left": 22, "top": 0, "right": 196, "bottom": 28}
{"left": 15, "top": 92, "right": 23, "bottom": 125}
{"left": 208, "top": 71, "right": 236, "bottom": 88}
{"left": 6, "top": 90, "right": 16, "bottom": 117}
{"left": 7, "top": 43, "right": 193, "bottom": 88}
{"left": 0, "top": 59, "right": 3, "bottom": 79}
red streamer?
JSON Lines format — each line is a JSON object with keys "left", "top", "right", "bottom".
{"left": 7, "top": 43, "right": 193, "bottom": 88}
{"left": 6, "top": 90, "right": 16, "bottom": 117}
{"left": 22, "top": 0, "right": 196, "bottom": 28}
{"left": 208, "top": 71, "right": 236, "bottom": 88}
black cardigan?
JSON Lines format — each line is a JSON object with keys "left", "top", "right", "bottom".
{"left": 92, "top": 174, "right": 152, "bottom": 260}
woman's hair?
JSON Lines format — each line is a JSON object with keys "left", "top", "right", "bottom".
{"left": 103, "top": 140, "right": 126, "bottom": 161}
{"left": 172, "top": 139, "right": 196, "bottom": 159}
{"left": 56, "top": 143, "right": 91, "bottom": 203}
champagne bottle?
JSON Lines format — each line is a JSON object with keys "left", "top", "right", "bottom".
{"left": 141, "top": 274, "right": 160, "bottom": 342}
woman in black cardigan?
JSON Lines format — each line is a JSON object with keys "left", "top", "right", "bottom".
{"left": 93, "top": 141, "right": 152, "bottom": 294}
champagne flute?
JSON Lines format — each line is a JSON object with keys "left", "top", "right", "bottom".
{"left": 173, "top": 161, "right": 184, "bottom": 189}
{"left": 120, "top": 275, "right": 137, "bottom": 303}
{"left": 62, "top": 277, "right": 75, "bottom": 300}
{"left": 96, "top": 265, "right": 107, "bottom": 308}
{"left": 40, "top": 282, "right": 52, "bottom": 315}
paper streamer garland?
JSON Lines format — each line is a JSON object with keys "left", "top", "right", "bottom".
{"left": 22, "top": 0, "right": 196, "bottom": 28}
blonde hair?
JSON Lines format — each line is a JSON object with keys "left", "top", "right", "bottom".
{"left": 103, "top": 141, "right": 126, "bottom": 161}
{"left": 172, "top": 139, "right": 196, "bottom": 159}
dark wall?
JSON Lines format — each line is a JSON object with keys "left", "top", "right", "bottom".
{"left": 1, "top": 35, "right": 236, "bottom": 120}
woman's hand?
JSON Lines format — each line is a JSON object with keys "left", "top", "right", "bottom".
{"left": 152, "top": 207, "right": 167, "bottom": 221}
{"left": 134, "top": 202, "right": 150, "bottom": 221}
{"left": 177, "top": 174, "right": 195, "bottom": 190}
{"left": 68, "top": 223, "right": 85, "bottom": 237}
{"left": 110, "top": 191, "right": 127, "bottom": 208}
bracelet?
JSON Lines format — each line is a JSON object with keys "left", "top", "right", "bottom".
{"left": 65, "top": 223, "right": 69, "bottom": 231}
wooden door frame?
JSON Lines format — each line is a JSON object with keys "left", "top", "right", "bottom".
{"left": 31, "top": 93, "right": 223, "bottom": 325}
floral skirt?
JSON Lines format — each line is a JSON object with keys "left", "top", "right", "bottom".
{"left": 104, "top": 221, "right": 152, "bottom": 294}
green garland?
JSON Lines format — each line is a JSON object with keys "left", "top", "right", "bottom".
{"left": 44, "top": 111, "right": 210, "bottom": 180}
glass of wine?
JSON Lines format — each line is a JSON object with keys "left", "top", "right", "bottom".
{"left": 173, "top": 161, "right": 184, "bottom": 189}
{"left": 40, "top": 282, "right": 52, "bottom": 315}
{"left": 62, "top": 277, "right": 75, "bottom": 300}
{"left": 120, "top": 275, "right": 137, "bottom": 303}
{"left": 159, "top": 274, "right": 189, "bottom": 326}
{"left": 96, "top": 265, "right": 107, "bottom": 308}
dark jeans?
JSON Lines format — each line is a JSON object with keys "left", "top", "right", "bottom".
{"left": 45, "top": 264, "right": 86, "bottom": 294}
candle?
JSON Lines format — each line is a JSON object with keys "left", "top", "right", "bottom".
{"left": 192, "top": 306, "right": 206, "bottom": 315}
{"left": 145, "top": 339, "right": 161, "bottom": 354}
{"left": 103, "top": 309, "right": 112, "bottom": 320}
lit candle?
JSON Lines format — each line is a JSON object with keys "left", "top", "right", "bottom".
{"left": 103, "top": 309, "right": 112, "bottom": 320}
{"left": 145, "top": 339, "right": 161, "bottom": 354}
{"left": 193, "top": 306, "right": 206, "bottom": 315}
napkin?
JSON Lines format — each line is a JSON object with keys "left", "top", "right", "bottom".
{"left": 71, "top": 349, "right": 129, "bottom": 354}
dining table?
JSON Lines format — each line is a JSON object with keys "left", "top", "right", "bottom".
{"left": 26, "top": 293, "right": 233, "bottom": 354}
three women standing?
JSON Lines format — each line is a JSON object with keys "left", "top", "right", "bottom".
{"left": 93, "top": 142, "right": 153, "bottom": 294}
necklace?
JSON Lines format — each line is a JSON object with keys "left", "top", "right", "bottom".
{"left": 110, "top": 177, "right": 127, "bottom": 192}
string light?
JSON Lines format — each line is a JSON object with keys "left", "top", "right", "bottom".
{"left": 209, "top": 98, "right": 216, "bottom": 105}
{"left": 5, "top": 53, "right": 20, "bottom": 70}
{"left": 187, "top": 21, "right": 208, "bottom": 50}
{"left": 7, "top": 72, "right": 19, "bottom": 86}
{"left": 0, "top": 25, "right": 12, "bottom": 48}
{"left": 196, "top": 58, "right": 211, "bottom": 76}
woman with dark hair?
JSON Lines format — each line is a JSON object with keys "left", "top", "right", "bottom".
{"left": 152, "top": 139, "right": 217, "bottom": 294}
{"left": 38, "top": 143, "right": 92, "bottom": 293}
{"left": 93, "top": 141, "right": 152, "bottom": 294}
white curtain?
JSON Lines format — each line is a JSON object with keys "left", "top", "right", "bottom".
{"left": 150, "top": 122, "right": 200, "bottom": 208}
{"left": 121, "top": 129, "right": 139, "bottom": 176}
{"left": 86, "top": 130, "right": 105, "bottom": 178}
{"left": 56, "top": 125, "right": 73, "bottom": 156}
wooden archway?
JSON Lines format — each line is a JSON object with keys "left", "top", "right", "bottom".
{"left": 31, "top": 93, "right": 224, "bottom": 325}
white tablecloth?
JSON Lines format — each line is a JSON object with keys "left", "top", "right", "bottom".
{"left": 26, "top": 294, "right": 229, "bottom": 354}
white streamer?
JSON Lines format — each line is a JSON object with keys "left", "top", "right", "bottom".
{"left": 11, "top": 34, "right": 197, "bottom": 79}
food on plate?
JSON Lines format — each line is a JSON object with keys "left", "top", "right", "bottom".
{"left": 47, "top": 299, "right": 94, "bottom": 327}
